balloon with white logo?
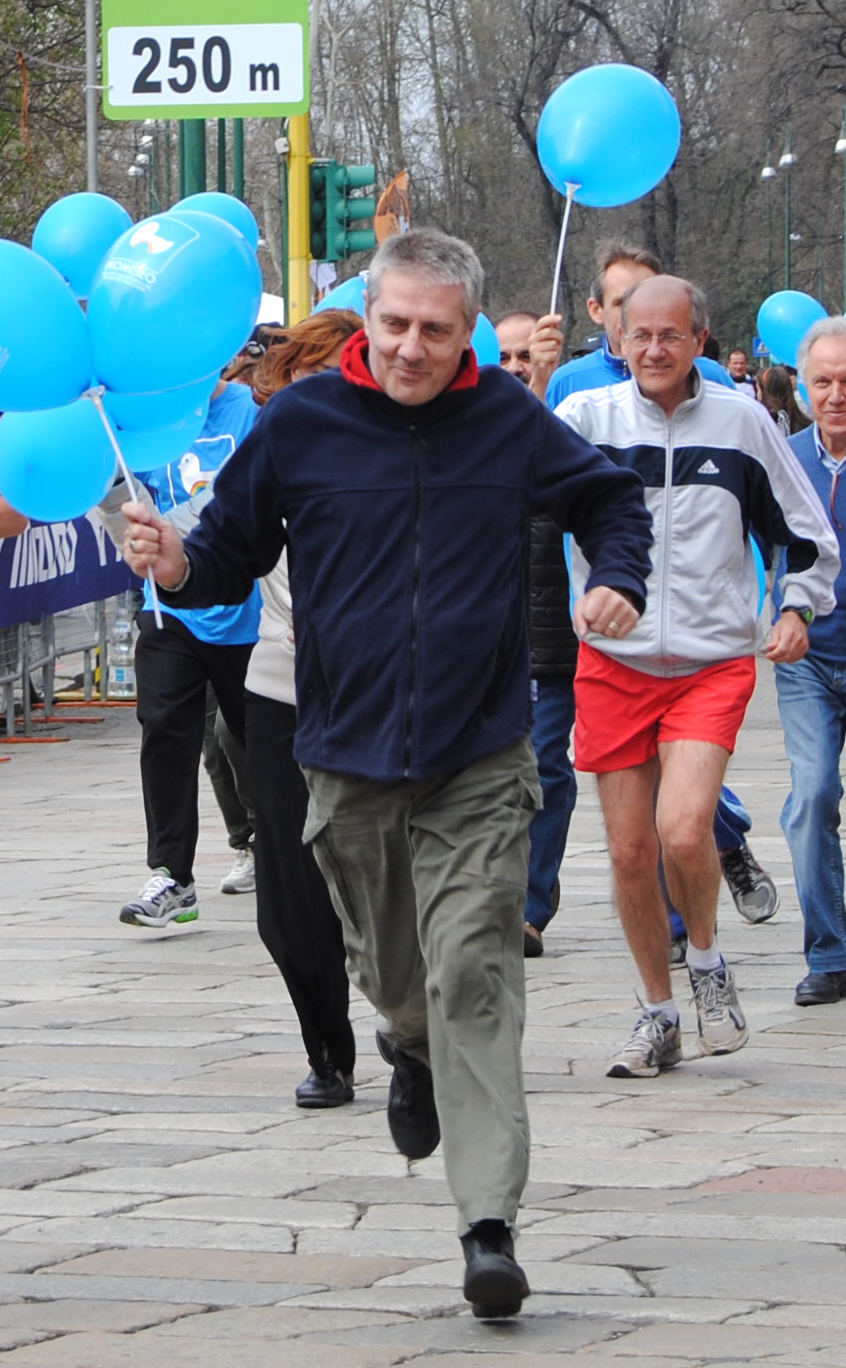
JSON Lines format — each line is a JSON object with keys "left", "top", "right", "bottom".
{"left": 86, "top": 211, "right": 263, "bottom": 395}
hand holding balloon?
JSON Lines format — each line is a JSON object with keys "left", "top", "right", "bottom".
{"left": 528, "top": 314, "right": 564, "bottom": 399}
{"left": 536, "top": 64, "right": 681, "bottom": 314}
{"left": 122, "top": 501, "right": 190, "bottom": 589}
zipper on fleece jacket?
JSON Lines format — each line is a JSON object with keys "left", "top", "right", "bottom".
{"left": 402, "top": 424, "right": 426, "bottom": 776}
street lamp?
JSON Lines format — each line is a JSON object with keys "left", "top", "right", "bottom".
{"left": 760, "top": 140, "right": 777, "bottom": 296}
{"left": 778, "top": 125, "right": 797, "bottom": 289}
{"left": 835, "top": 106, "right": 846, "bottom": 312}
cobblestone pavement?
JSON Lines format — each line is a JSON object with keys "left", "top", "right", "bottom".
{"left": 2, "top": 668, "right": 845, "bottom": 1367}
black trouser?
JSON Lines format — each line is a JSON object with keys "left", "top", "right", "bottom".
{"left": 202, "top": 684, "right": 254, "bottom": 849}
{"left": 245, "top": 690, "right": 355, "bottom": 1076}
{"left": 135, "top": 612, "right": 253, "bottom": 887}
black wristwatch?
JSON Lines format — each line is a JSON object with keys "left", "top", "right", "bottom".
{"left": 782, "top": 605, "right": 814, "bottom": 626}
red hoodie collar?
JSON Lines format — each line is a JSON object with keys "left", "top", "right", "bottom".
{"left": 340, "top": 329, "right": 479, "bottom": 396}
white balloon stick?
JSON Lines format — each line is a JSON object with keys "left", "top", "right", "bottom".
{"left": 85, "top": 388, "right": 164, "bottom": 630}
{"left": 549, "top": 183, "right": 579, "bottom": 318}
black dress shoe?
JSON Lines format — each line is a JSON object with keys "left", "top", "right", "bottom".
{"left": 376, "top": 1031, "right": 440, "bottom": 1159}
{"left": 523, "top": 922, "right": 544, "bottom": 958}
{"left": 295, "top": 1065, "right": 354, "bottom": 1108}
{"left": 461, "top": 1219, "right": 530, "bottom": 1319}
{"left": 794, "top": 970, "right": 846, "bottom": 1006}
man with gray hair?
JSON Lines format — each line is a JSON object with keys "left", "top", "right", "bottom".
{"left": 119, "top": 227, "right": 653, "bottom": 1320}
{"left": 775, "top": 316, "right": 846, "bottom": 1005}
{"left": 556, "top": 274, "right": 839, "bottom": 1079}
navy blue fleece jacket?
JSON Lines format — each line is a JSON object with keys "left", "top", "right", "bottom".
{"left": 161, "top": 333, "right": 652, "bottom": 780}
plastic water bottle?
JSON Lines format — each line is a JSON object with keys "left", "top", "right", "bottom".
{"left": 108, "top": 616, "right": 136, "bottom": 699}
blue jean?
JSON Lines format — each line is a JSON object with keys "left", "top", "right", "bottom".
{"left": 667, "top": 785, "right": 751, "bottom": 940}
{"left": 525, "top": 676, "right": 577, "bottom": 932}
{"left": 776, "top": 655, "right": 846, "bottom": 972}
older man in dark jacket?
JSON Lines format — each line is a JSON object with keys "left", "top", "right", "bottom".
{"left": 120, "top": 228, "right": 652, "bottom": 1322}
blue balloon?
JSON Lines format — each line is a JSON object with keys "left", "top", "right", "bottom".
{"left": 114, "top": 400, "right": 210, "bottom": 474}
{"left": 472, "top": 312, "right": 500, "bottom": 366}
{"left": 0, "top": 397, "right": 116, "bottom": 522}
{"left": 87, "top": 211, "right": 262, "bottom": 395}
{"left": 103, "top": 375, "right": 218, "bottom": 432}
{"left": 172, "top": 192, "right": 260, "bottom": 251}
{"left": 756, "top": 291, "right": 827, "bottom": 369}
{"left": 537, "top": 65, "right": 681, "bottom": 208}
{"left": 0, "top": 241, "right": 92, "bottom": 412}
{"left": 32, "top": 193, "right": 132, "bottom": 300}
{"left": 312, "top": 275, "right": 367, "bottom": 315}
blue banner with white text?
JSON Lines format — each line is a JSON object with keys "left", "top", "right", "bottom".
{"left": 0, "top": 513, "right": 135, "bottom": 628}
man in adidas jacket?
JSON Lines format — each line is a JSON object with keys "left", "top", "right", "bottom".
{"left": 118, "top": 228, "right": 653, "bottom": 1321}
{"left": 556, "top": 273, "right": 839, "bottom": 1082}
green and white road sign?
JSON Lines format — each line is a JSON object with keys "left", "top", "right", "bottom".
{"left": 102, "top": 0, "right": 309, "bottom": 120}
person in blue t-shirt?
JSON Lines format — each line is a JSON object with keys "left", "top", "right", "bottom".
{"left": 547, "top": 239, "right": 780, "bottom": 940}
{"left": 114, "top": 378, "right": 261, "bottom": 929}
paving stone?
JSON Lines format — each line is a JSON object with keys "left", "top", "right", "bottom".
{"left": 1, "top": 674, "right": 843, "bottom": 1365}
{"left": 45, "top": 1247, "right": 417, "bottom": 1288}
{"left": 0, "top": 1300, "right": 205, "bottom": 1335}
{"left": 0, "top": 1332, "right": 413, "bottom": 1366}
{"left": 0, "top": 1272, "right": 317, "bottom": 1307}
{"left": 596, "top": 1321, "right": 846, "bottom": 1359}
{"left": 124, "top": 1195, "right": 359, "bottom": 1228}
{"left": 150, "top": 1305, "right": 427, "bottom": 1338}
{"left": 4, "top": 1217, "right": 298, "bottom": 1253}
{"left": 566, "top": 1236, "right": 846, "bottom": 1302}
{"left": 0, "top": 1243, "right": 102, "bottom": 1275}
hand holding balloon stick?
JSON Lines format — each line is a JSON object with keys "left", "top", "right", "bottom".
{"left": 536, "top": 64, "right": 682, "bottom": 314}
{"left": 86, "top": 388, "right": 164, "bottom": 629}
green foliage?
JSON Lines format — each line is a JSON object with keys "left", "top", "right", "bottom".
{"left": 0, "top": 0, "right": 87, "bottom": 241}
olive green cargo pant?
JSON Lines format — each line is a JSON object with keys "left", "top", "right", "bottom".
{"left": 303, "top": 737, "right": 541, "bottom": 1234}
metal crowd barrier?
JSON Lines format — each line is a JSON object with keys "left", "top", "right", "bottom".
{"left": 0, "top": 600, "right": 116, "bottom": 740}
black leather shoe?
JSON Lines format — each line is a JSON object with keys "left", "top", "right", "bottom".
{"left": 461, "top": 1219, "right": 530, "bottom": 1319}
{"left": 794, "top": 970, "right": 846, "bottom": 1006}
{"left": 523, "top": 922, "right": 544, "bottom": 958}
{"left": 376, "top": 1031, "right": 440, "bottom": 1159}
{"left": 295, "top": 1065, "right": 354, "bottom": 1108}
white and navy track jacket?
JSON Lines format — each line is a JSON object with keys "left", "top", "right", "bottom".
{"left": 556, "top": 374, "right": 840, "bottom": 677}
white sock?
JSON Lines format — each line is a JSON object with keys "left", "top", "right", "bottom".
{"left": 685, "top": 941, "right": 723, "bottom": 973}
{"left": 643, "top": 997, "right": 679, "bottom": 1024}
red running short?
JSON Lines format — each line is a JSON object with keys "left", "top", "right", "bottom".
{"left": 574, "top": 642, "right": 757, "bottom": 774}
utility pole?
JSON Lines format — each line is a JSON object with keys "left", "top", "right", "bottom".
{"left": 181, "top": 122, "right": 206, "bottom": 197}
{"left": 287, "top": 114, "right": 311, "bottom": 323}
{"left": 84, "top": 0, "right": 98, "bottom": 189}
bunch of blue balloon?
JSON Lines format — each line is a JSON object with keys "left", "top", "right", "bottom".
{"left": 0, "top": 191, "right": 263, "bottom": 529}
{"left": 535, "top": 64, "right": 682, "bottom": 312}
{"left": 756, "top": 291, "right": 828, "bottom": 369}
{"left": 0, "top": 240, "right": 116, "bottom": 522}
{"left": 312, "top": 272, "right": 502, "bottom": 366}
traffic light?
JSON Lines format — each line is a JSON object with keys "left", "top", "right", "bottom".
{"left": 310, "top": 159, "right": 377, "bottom": 262}
{"left": 309, "top": 161, "right": 330, "bottom": 261}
